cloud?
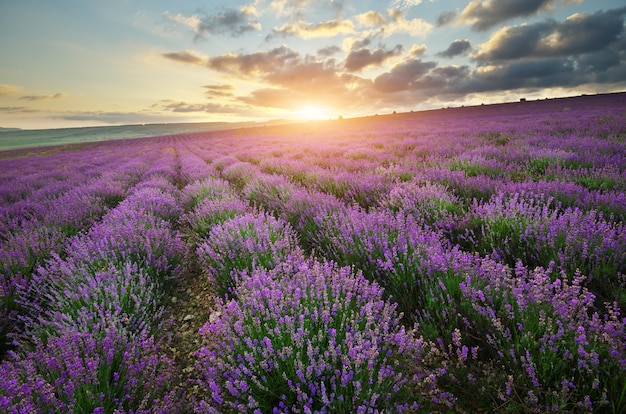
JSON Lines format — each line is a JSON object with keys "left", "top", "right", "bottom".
{"left": 344, "top": 44, "right": 403, "bottom": 72}
{"left": 156, "top": 100, "right": 245, "bottom": 114}
{"left": 316, "top": 45, "right": 342, "bottom": 57}
{"left": 373, "top": 59, "right": 437, "bottom": 93}
{"left": 356, "top": 9, "right": 432, "bottom": 37}
{"left": 470, "top": 58, "right": 578, "bottom": 91}
{"left": 163, "top": 12, "right": 202, "bottom": 33}
{"left": 356, "top": 10, "right": 387, "bottom": 27}
{"left": 207, "top": 46, "right": 299, "bottom": 76}
{"left": 437, "top": 39, "right": 472, "bottom": 58}
{"left": 271, "top": 0, "right": 344, "bottom": 18}
{"left": 163, "top": 6, "right": 261, "bottom": 40}
{"left": 239, "top": 88, "right": 302, "bottom": 109}
{"left": 0, "top": 106, "right": 40, "bottom": 113}
{"left": 19, "top": 93, "right": 68, "bottom": 101}
{"left": 474, "top": 8, "right": 626, "bottom": 62}
{"left": 460, "top": 0, "right": 584, "bottom": 31}
{"left": 161, "top": 50, "right": 207, "bottom": 65}
{"left": 200, "top": 46, "right": 369, "bottom": 111}
{"left": 391, "top": 0, "right": 423, "bottom": 9}
{"left": 0, "top": 84, "right": 22, "bottom": 97}
{"left": 196, "top": 7, "right": 261, "bottom": 37}
{"left": 203, "top": 84, "right": 235, "bottom": 99}
{"left": 436, "top": 10, "right": 457, "bottom": 27}
{"left": 269, "top": 18, "right": 354, "bottom": 39}
{"left": 408, "top": 44, "right": 427, "bottom": 57}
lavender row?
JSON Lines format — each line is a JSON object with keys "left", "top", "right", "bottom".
{"left": 0, "top": 146, "right": 179, "bottom": 359}
{"left": 0, "top": 162, "right": 186, "bottom": 411}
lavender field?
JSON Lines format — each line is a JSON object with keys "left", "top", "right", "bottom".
{"left": 1, "top": 93, "right": 625, "bottom": 413}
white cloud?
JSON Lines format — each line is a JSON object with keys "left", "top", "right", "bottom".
{"left": 390, "top": 0, "right": 423, "bottom": 9}
{"left": 163, "top": 11, "right": 201, "bottom": 33}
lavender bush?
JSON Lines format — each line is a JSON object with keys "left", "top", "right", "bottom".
{"left": 414, "top": 255, "right": 626, "bottom": 412}
{"left": 182, "top": 197, "right": 250, "bottom": 237}
{"left": 181, "top": 177, "right": 235, "bottom": 209}
{"left": 380, "top": 180, "right": 463, "bottom": 228}
{"left": 453, "top": 191, "right": 626, "bottom": 307}
{"left": 196, "top": 212, "right": 302, "bottom": 298}
{"left": 64, "top": 207, "right": 186, "bottom": 280}
{"left": 21, "top": 259, "right": 164, "bottom": 344}
{"left": 194, "top": 259, "right": 446, "bottom": 413}
{"left": 0, "top": 328, "right": 179, "bottom": 413}
{"left": 310, "top": 206, "right": 457, "bottom": 321}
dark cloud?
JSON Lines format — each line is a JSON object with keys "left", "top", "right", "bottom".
{"left": 163, "top": 7, "right": 261, "bottom": 40}
{"left": 350, "top": 36, "right": 374, "bottom": 51}
{"left": 436, "top": 10, "right": 457, "bottom": 27}
{"left": 195, "top": 7, "right": 260, "bottom": 38}
{"left": 373, "top": 59, "right": 437, "bottom": 93}
{"left": 437, "top": 39, "right": 472, "bottom": 58}
{"left": 363, "top": 8, "right": 625, "bottom": 104}
{"left": 473, "top": 58, "right": 577, "bottom": 91}
{"left": 162, "top": 50, "right": 206, "bottom": 65}
{"left": 460, "top": 0, "right": 582, "bottom": 31}
{"left": 316, "top": 45, "right": 342, "bottom": 57}
{"left": 474, "top": 8, "right": 626, "bottom": 62}
{"left": 344, "top": 44, "right": 403, "bottom": 72}
{"left": 207, "top": 46, "right": 299, "bottom": 76}
{"left": 19, "top": 93, "right": 67, "bottom": 101}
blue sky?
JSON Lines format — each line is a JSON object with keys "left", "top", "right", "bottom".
{"left": 1, "top": 0, "right": 625, "bottom": 129}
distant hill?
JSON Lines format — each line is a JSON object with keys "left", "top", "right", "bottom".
{"left": 0, "top": 120, "right": 293, "bottom": 152}
{"left": 0, "top": 127, "right": 23, "bottom": 133}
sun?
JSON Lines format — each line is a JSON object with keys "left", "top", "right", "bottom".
{"left": 296, "top": 105, "right": 329, "bottom": 120}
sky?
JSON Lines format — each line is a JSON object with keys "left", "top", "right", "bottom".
{"left": 1, "top": 0, "right": 625, "bottom": 130}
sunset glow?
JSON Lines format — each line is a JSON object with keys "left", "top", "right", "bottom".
{"left": 296, "top": 105, "right": 330, "bottom": 120}
{"left": 1, "top": 1, "right": 625, "bottom": 130}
